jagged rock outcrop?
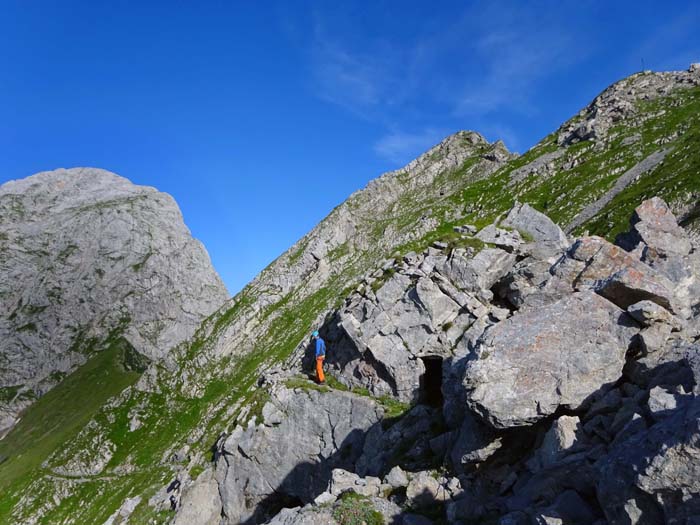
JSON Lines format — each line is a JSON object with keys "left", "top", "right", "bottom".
{"left": 215, "top": 385, "right": 382, "bottom": 524}
{"left": 5, "top": 64, "right": 700, "bottom": 525}
{"left": 240, "top": 196, "right": 699, "bottom": 525}
{"left": 557, "top": 67, "right": 700, "bottom": 147}
{"left": 463, "top": 291, "right": 638, "bottom": 428}
{"left": 0, "top": 168, "right": 228, "bottom": 436}
{"left": 329, "top": 244, "right": 512, "bottom": 403}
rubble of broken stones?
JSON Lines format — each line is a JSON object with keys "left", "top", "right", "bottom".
{"left": 171, "top": 198, "right": 700, "bottom": 525}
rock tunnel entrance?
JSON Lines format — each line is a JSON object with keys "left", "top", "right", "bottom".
{"left": 258, "top": 493, "right": 305, "bottom": 523}
{"left": 420, "top": 356, "right": 443, "bottom": 407}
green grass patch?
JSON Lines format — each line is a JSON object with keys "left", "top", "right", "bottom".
{"left": 287, "top": 237, "right": 310, "bottom": 266}
{"left": 0, "top": 338, "right": 141, "bottom": 494}
{"left": 284, "top": 376, "right": 330, "bottom": 393}
{"left": 332, "top": 492, "right": 384, "bottom": 525}
{"left": 188, "top": 464, "right": 205, "bottom": 480}
{"left": 324, "top": 374, "right": 350, "bottom": 392}
{"left": 0, "top": 386, "right": 21, "bottom": 404}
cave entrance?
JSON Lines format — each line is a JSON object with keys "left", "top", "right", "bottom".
{"left": 259, "top": 493, "right": 305, "bottom": 523}
{"left": 420, "top": 356, "right": 443, "bottom": 407}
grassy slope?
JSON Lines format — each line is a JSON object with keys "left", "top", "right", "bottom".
{"left": 1, "top": 78, "right": 698, "bottom": 525}
{"left": 0, "top": 339, "right": 141, "bottom": 518}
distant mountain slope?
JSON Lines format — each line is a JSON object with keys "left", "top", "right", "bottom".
{"left": 0, "top": 168, "right": 228, "bottom": 437}
{"left": 1, "top": 65, "right": 698, "bottom": 524}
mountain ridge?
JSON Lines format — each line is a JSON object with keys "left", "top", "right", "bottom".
{"left": 0, "top": 64, "right": 699, "bottom": 524}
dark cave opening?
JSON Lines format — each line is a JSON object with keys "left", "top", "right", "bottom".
{"left": 420, "top": 356, "right": 444, "bottom": 407}
{"left": 256, "top": 493, "right": 305, "bottom": 523}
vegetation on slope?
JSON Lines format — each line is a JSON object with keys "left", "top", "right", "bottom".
{"left": 1, "top": 73, "right": 699, "bottom": 524}
{"left": 0, "top": 338, "right": 141, "bottom": 517}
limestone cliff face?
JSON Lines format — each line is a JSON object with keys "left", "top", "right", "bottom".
{"left": 0, "top": 167, "right": 228, "bottom": 435}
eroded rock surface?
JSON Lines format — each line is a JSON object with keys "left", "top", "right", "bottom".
{"left": 0, "top": 168, "right": 228, "bottom": 435}
{"left": 464, "top": 291, "right": 637, "bottom": 428}
{"left": 215, "top": 386, "right": 382, "bottom": 524}
{"left": 162, "top": 195, "right": 700, "bottom": 525}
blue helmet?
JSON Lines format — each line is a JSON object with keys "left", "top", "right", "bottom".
{"left": 312, "top": 330, "right": 320, "bottom": 337}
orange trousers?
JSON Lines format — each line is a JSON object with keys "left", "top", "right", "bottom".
{"left": 316, "top": 356, "right": 325, "bottom": 383}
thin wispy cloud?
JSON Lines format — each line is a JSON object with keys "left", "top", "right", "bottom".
{"left": 373, "top": 128, "right": 448, "bottom": 164}
{"left": 308, "top": 14, "right": 404, "bottom": 120}
{"left": 291, "top": 2, "right": 696, "bottom": 164}
{"left": 312, "top": 43, "right": 383, "bottom": 115}
{"left": 452, "top": 3, "right": 584, "bottom": 116}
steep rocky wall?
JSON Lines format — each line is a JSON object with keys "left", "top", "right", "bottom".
{"left": 180, "top": 197, "right": 700, "bottom": 525}
{"left": 0, "top": 168, "right": 228, "bottom": 435}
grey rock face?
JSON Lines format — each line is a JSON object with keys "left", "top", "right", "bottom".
{"left": 173, "top": 471, "right": 222, "bottom": 525}
{"left": 0, "top": 168, "right": 227, "bottom": 435}
{"left": 500, "top": 202, "right": 569, "bottom": 256}
{"left": 597, "top": 396, "right": 700, "bottom": 524}
{"left": 439, "top": 248, "right": 517, "bottom": 294}
{"left": 617, "top": 197, "right": 700, "bottom": 320}
{"left": 527, "top": 415, "right": 583, "bottom": 471}
{"left": 463, "top": 292, "right": 637, "bottom": 428}
{"left": 215, "top": 386, "right": 382, "bottom": 524}
{"left": 618, "top": 196, "right": 693, "bottom": 257}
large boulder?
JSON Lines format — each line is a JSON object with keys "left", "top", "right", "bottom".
{"left": 173, "top": 471, "right": 222, "bottom": 525}
{"left": 438, "top": 248, "right": 517, "bottom": 294}
{"left": 215, "top": 386, "right": 382, "bottom": 524}
{"left": 463, "top": 291, "right": 637, "bottom": 428}
{"left": 616, "top": 197, "right": 700, "bottom": 319}
{"left": 596, "top": 396, "right": 700, "bottom": 524}
{"left": 500, "top": 202, "right": 570, "bottom": 257}
{"left": 616, "top": 197, "right": 692, "bottom": 257}
{"left": 566, "top": 236, "right": 677, "bottom": 312}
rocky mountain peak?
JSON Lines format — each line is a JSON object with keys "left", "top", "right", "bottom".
{"left": 557, "top": 64, "right": 700, "bottom": 146}
{"left": 0, "top": 167, "right": 228, "bottom": 436}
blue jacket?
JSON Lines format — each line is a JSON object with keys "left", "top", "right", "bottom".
{"left": 315, "top": 337, "right": 326, "bottom": 358}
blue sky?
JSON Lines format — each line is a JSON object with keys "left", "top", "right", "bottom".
{"left": 1, "top": 1, "right": 698, "bottom": 294}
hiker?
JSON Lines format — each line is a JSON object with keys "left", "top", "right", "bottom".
{"left": 312, "top": 330, "right": 326, "bottom": 383}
